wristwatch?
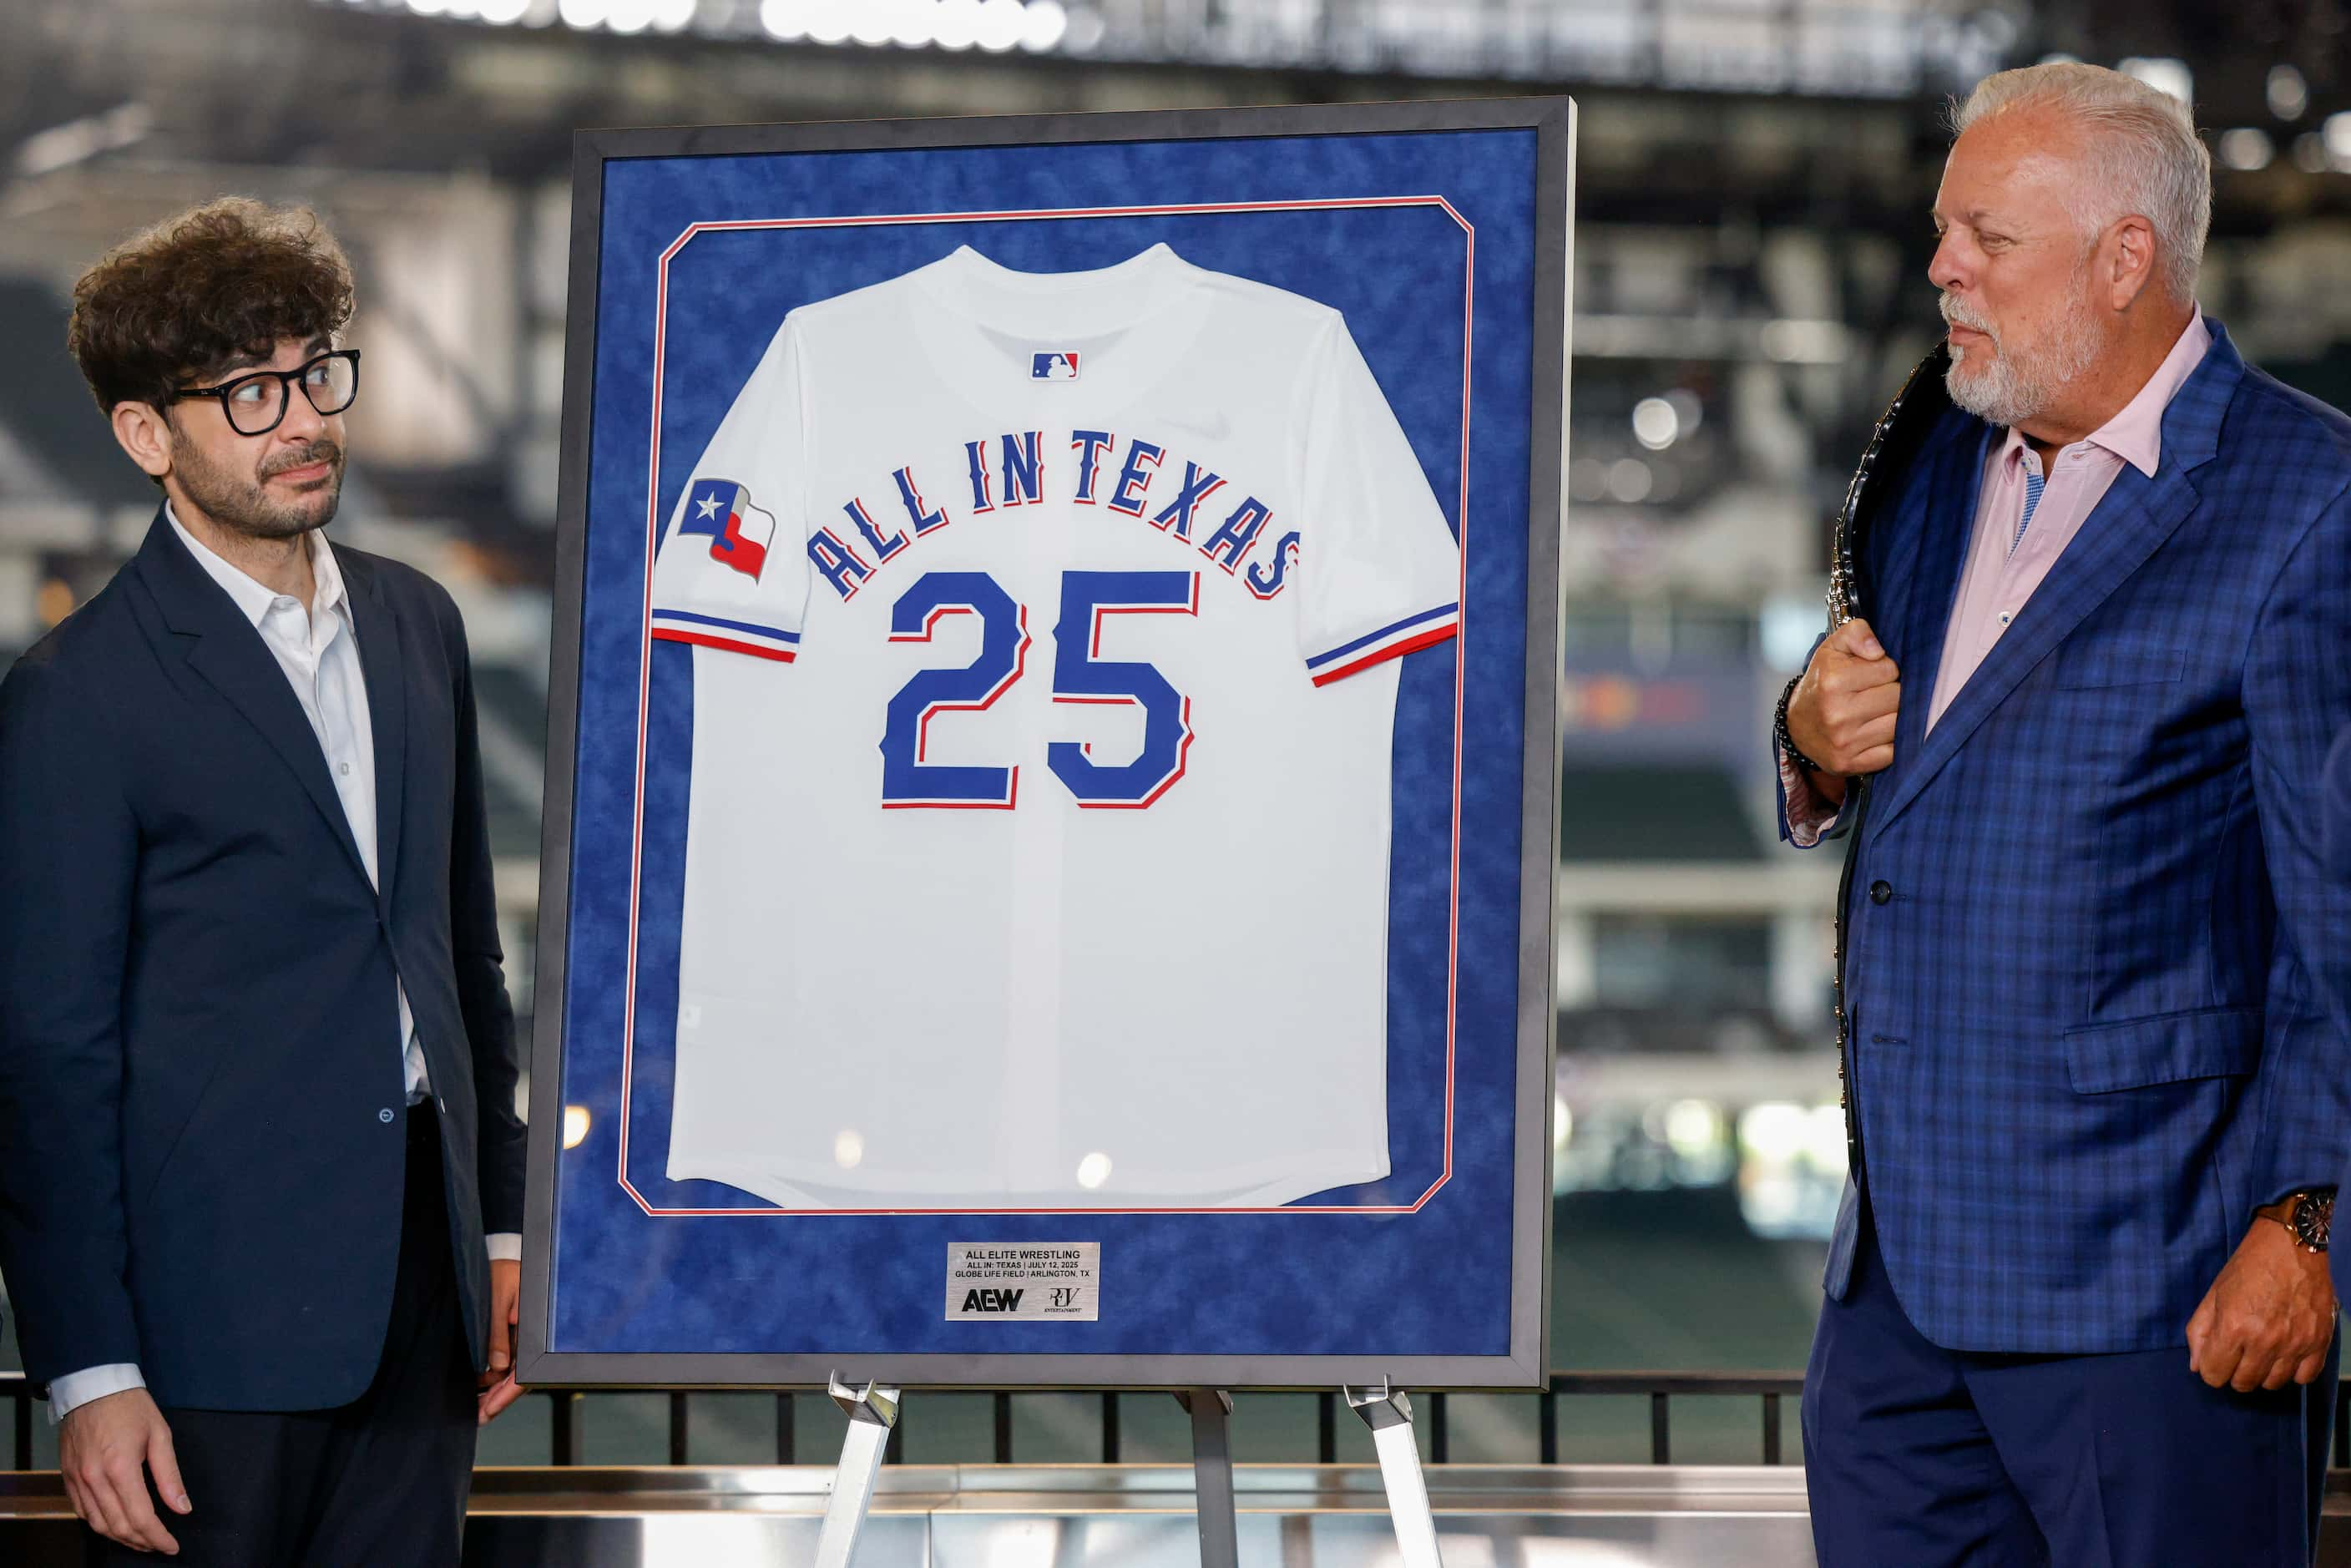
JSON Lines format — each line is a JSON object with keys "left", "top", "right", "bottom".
{"left": 1774, "top": 675, "right": 1823, "bottom": 774}
{"left": 2259, "top": 1189, "right": 2334, "bottom": 1254}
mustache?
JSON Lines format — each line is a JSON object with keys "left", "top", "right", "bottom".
{"left": 1940, "top": 294, "right": 1997, "bottom": 342}
{"left": 262, "top": 440, "right": 342, "bottom": 479}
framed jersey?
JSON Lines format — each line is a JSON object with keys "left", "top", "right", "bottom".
{"left": 524, "top": 97, "right": 1573, "bottom": 1392}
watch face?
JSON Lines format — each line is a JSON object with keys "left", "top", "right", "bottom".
{"left": 2294, "top": 1194, "right": 2333, "bottom": 1253}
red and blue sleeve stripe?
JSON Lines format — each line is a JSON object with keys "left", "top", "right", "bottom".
{"left": 1304, "top": 603, "right": 1459, "bottom": 686}
{"left": 650, "top": 608, "right": 800, "bottom": 662}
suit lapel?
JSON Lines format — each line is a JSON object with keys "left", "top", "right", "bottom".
{"left": 1868, "top": 324, "right": 2242, "bottom": 837}
{"left": 1884, "top": 417, "right": 1991, "bottom": 781}
{"left": 341, "top": 550, "right": 407, "bottom": 911}
{"left": 133, "top": 513, "right": 373, "bottom": 885}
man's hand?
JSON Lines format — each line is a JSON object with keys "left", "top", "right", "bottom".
{"left": 1786, "top": 617, "right": 1901, "bottom": 797}
{"left": 2186, "top": 1217, "right": 2337, "bottom": 1392}
{"left": 479, "top": 1256, "right": 525, "bottom": 1425}
{"left": 60, "top": 1387, "right": 187, "bottom": 1555}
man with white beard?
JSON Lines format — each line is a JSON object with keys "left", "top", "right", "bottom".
{"left": 1777, "top": 62, "right": 2351, "bottom": 1565}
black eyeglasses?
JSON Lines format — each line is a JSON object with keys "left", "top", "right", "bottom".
{"left": 174, "top": 349, "right": 361, "bottom": 437}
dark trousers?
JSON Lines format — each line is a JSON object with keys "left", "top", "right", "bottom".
{"left": 1804, "top": 1200, "right": 2338, "bottom": 1567}
{"left": 90, "top": 1107, "right": 478, "bottom": 1568}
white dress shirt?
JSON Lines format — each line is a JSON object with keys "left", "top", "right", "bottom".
{"left": 48, "top": 510, "right": 518, "bottom": 1422}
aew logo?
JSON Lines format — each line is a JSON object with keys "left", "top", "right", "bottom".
{"left": 959, "top": 1288, "right": 1025, "bottom": 1313}
{"left": 1029, "top": 350, "right": 1080, "bottom": 381}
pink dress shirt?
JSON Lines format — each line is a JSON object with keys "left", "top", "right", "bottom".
{"left": 1782, "top": 311, "right": 2212, "bottom": 845}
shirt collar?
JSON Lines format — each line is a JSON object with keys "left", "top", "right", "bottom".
{"left": 164, "top": 501, "right": 349, "bottom": 631}
{"left": 1997, "top": 306, "right": 2210, "bottom": 482}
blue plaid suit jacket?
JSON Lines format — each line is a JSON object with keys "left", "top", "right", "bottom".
{"left": 1781, "top": 321, "right": 2351, "bottom": 1353}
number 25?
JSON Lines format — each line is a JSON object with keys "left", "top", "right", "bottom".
{"left": 878, "top": 569, "right": 1197, "bottom": 810}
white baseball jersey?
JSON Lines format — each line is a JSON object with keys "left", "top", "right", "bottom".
{"left": 648, "top": 243, "right": 1459, "bottom": 1208}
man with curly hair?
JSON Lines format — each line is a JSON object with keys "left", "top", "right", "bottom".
{"left": 0, "top": 198, "right": 527, "bottom": 1564}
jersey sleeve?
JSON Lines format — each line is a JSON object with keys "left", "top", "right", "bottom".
{"left": 1290, "top": 314, "right": 1463, "bottom": 687}
{"left": 649, "top": 316, "right": 810, "bottom": 663}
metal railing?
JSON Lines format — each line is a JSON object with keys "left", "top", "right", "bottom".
{"left": 8, "top": 1368, "right": 1792, "bottom": 1469}
{"left": 10, "top": 1369, "right": 2346, "bottom": 1473}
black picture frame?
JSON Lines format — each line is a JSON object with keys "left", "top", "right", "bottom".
{"left": 523, "top": 94, "right": 1573, "bottom": 1392}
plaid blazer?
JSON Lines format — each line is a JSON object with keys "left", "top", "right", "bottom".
{"left": 1782, "top": 321, "right": 2351, "bottom": 1353}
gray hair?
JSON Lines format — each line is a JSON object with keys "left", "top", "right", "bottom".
{"left": 1952, "top": 62, "right": 2212, "bottom": 302}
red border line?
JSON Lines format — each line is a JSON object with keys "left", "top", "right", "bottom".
{"left": 1310, "top": 622, "right": 1461, "bottom": 688}
{"left": 618, "top": 197, "right": 1474, "bottom": 1217}
{"left": 648, "top": 628, "right": 796, "bottom": 662}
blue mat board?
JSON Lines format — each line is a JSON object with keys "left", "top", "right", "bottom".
{"left": 553, "top": 126, "right": 1536, "bottom": 1358}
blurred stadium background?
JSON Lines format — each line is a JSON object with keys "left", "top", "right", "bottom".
{"left": 4, "top": 0, "right": 2351, "bottom": 1473}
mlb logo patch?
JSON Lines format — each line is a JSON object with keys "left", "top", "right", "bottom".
{"left": 1030, "top": 351, "right": 1081, "bottom": 381}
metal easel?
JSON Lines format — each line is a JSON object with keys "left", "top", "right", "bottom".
{"left": 1178, "top": 1383, "right": 1445, "bottom": 1568}
{"left": 816, "top": 1376, "right": 1443, "bottom": 1567}
{"left": 811, "top": 1373, "right": 901, "bottom": 1568}
{"left": 1347, "top": 1381, "right": 1446, "bottom": 1566}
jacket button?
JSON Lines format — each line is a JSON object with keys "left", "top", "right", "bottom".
{"left": 378, "top": 1108, "right": 396, "bottom": 1123}
{"left": 1868, "top": 880, "right": 1893, "bottom": 905}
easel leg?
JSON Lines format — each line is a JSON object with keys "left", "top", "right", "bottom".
{"left": 813, "top": 1373, "right": 901, "bottom": 1568}
{"left": 1346, "top": 1381, "right": 1445, "bottom": 1567}
{"left": 1177, "top": 1388, "right": 1238, "bottom": 1568}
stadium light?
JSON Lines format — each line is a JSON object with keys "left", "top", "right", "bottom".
{"left": 888, "top": 0, "right": 937, "bottom": 48}
{"left": 851, "top": 0, "right": 897, "bottom": 46}
{"left": 1631, "top": 396, "right": 1678, "bottom": 451}
{"left": 807, "top": 0, "right": 854, "bottom": 46}
{"left": 322, "top": 0, "right": 1999, "bottom": 85}
{"left": 2326, "top": 111, "right": 2351, "bottom": 169}
{"left": 758, "top": 0, "right": 804, "bottom": 40}
{"left": 1021, "top": 0, "right": 1067, "bottom": 51}
{"left": 2269, "top": 64, "right": 2309, "bottom": 121}
{"left": 933, "top": 0, "right": 979, "bottom": 50}
{"left": 1739, "top": 1102, "right": 1807, "bottom": 1163}
{"left": 2217, "top": 128, "right": 2273, "bottom": 172}
{"left": 976, "top": 0, "right": 1025, "bottom": 53}
{"left": 2117, "top": 57, "right": 2192, "bottom": 108}
{"left": 1605, "top": 458, "right": 1652, "bottom": 504}
{"left": 606, "top": 0, "right": 657, "bottom": 33}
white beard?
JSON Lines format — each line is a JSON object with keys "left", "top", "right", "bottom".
{"left": 1941, "top": 286, "right": 2105, "bottom": 429}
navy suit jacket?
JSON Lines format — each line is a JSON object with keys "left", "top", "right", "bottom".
{"left": 2327, "top": 726, "right": 2351, "bottom": 882}
{"left": 1781, "top": 322, "right": 2351, "bottom": 1354}
{"left": 0, "top": 512, "right": 527, "bottom": 1410}
{"left": 2328, "top": 724, "right": 2351, "bottom": 1305}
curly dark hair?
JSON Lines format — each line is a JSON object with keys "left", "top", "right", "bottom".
{"left": 66, "top": 197, "right": 355, "bottom": 416}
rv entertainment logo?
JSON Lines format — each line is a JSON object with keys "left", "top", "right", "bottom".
{"left": 945, "top": 1242, "right": 1100, "bottom": 1322}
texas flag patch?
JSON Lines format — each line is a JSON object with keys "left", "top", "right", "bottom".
{"left": 675, "top": 478, "right": 776, "bottom": 580}
{"left": 1030, "top": 351, "right": 1080, "bottom": 381}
